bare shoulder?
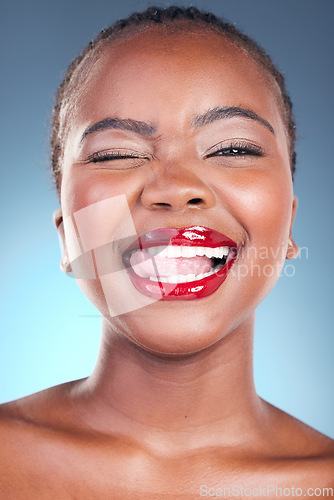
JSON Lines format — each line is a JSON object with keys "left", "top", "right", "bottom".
{"left": 0, "top": 379, "right": 83, "bottom": 425}
{"left": 260, "top": 399, "right": 334, "bottom": 484}
{"left": 0, "top": 380, "right": 84, "bottom": 461}
{"left": 0, "top": 381, "right": 89, "bottom": 496}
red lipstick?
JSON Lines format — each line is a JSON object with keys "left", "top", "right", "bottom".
{"left": 123, "top": 226, "right": 237, "bottom": 300}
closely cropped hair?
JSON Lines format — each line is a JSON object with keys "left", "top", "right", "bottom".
{"left": 51, "top": 5, "right": 296, "bottom": 194}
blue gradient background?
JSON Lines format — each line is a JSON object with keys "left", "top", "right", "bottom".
{"left": 1, "top": 0, "right": 333, "bottom": 437}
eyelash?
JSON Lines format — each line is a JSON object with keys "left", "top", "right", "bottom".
{"left": 206, "top": 141, "right": 264, "bottom": 158}
{"left": 86, "top": 141, "right": 264, "bottom": 165}
{"left": 87, "top": 150, "right": 148, "bottom": 163}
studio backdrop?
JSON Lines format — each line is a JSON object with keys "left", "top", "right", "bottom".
{"left": 1, "top": 0, "right": 333, "bottom": 438}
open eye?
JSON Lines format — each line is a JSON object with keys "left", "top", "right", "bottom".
{"left": 206, "top": 141, "right": 264, "bottom": 159}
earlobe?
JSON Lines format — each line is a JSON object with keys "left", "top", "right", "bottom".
{"left": 53, "top": 209, "right": 72, "bottom": 274}
{"left": 286, "top": 195, "right": 299, "bottom": 259}
{"left": 286, "top": 237, "right": 299, "bottom": 259}
{"left": 53, "top": 208, "right": 63, "bottom": 231}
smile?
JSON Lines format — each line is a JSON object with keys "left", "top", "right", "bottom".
{"left": 123, "top": 226, "right": 238, "bottom": 300}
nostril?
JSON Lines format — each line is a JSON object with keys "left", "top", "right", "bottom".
{"left": 188, "top": 198, "right": 203, "bottom": 205}
{"left": 153, "top": 202, "right": 172, "bottom": 208}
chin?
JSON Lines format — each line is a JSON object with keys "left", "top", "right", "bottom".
{"left": 104, "top": 297, "right": 239, "bottom": 357}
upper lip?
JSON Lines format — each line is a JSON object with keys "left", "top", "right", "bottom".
{"left": 123, "top": 226, "right": 238, "bottom": 257}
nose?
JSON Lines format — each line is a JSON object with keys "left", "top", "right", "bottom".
{"left": 140, "top": 160, "right": 216, "bottom": 211}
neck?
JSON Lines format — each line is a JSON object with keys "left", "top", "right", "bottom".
{"left": 75, "top": 314, "right": 266, "bottom": 454}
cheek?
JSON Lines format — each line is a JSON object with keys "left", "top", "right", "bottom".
{"left": 245, "top": 176, "right": 290, "bottom": 243}
{"left": 214, "top": 167, "right": 293, "bottom": 305}
{"left": 218, "top": 168, "right": 293, "bottom": 247}
{"left": 61, "top": 167, "right": 141, "bottom": 216}
{"left": 60, "top": 169, "right": 163, "bottom": 319}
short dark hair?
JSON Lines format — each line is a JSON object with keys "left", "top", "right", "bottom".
{"left": 51, "top": 5, "right": 296, "bottom": 194}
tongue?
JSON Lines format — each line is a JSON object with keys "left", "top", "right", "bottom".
{"left": 129, "top": 249, "right": 212, "bottom": 278}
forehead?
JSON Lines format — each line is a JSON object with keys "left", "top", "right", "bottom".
{"left": 68, "top": 27, "right": 284, "bottom": 137}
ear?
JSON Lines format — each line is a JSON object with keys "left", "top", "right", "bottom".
{"left": 53, "top": 208, "right": 72, "bottom": 274}
{"left": 286, "top": 195, "right": 299, "bottom": 259}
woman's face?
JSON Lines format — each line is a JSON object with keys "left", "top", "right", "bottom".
{"left": 58, "top": 28, "right": 297, "bottom": 355}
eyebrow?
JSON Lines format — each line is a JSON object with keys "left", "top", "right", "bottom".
{"left": 81, "top": 117, "right": 156, "bottom": 142}
{"left": 81, "top": 106, "right": 274, "bottom": 143}
{"left": 193, "top": 106, "right": 275, "bottom": 135}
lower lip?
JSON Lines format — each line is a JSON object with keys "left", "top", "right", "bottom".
{"left": 126, "top": 258, "right": 236, "bottom": 301}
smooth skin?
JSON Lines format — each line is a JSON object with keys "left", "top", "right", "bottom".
{"left": 1, "top": 27, "right": 333, "bottom": 499}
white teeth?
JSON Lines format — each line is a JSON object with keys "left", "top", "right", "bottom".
{"left": 222, "top": 247, "right": 229, "bottom": 257}
{"left": 213, "top": 248, "right": 220, "bottom": 258}
{"left": 132, "top": 244, "right": 235, "bottom": 283}
{"left": 181, "top": 246, "right": 194, "bottom": 258}
{"left": 141, "top": 245, "right": 231, "bottom": 259}
{"left": 203, "top": 248, "right": 212, "bottom": 258}
{"left": 202, "top": 246, "right": 229, "bottom": 258}
{"left": 147, "top": 246, "right": 164, "bottom": 256}
{"left": 172, "top": 246, "right": 182, "bottom": 258}
{"left": 148, "top": 269, "right": 220, "bottom": 284}
{"left": 169, "top": 246, "right": 181, "bottom": 258}
{"left": 196, "top": 247, "right": 206, "bottom": 256}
